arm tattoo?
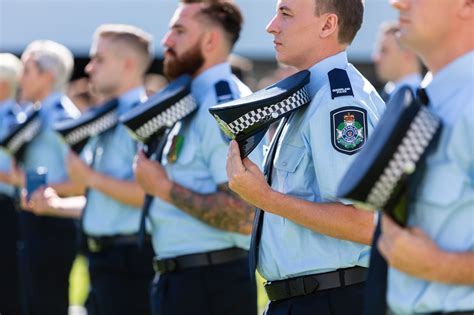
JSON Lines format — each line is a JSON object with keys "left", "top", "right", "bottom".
{"left": 169, "top": 183, "right": 255, "bottom": 235}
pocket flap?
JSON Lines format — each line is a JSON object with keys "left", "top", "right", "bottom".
{"left": 274, "top": 144, "right": 305, "bottom": 173}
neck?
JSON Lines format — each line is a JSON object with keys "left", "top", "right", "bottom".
{"left": 36, "top": 88, "right": 53, "bottom": 103}
{"left": 104, "top": 78, "right": 143, "bottom": 101}
{"left": 418, "top": 31, "right": 474, "bottom": 74}
{"left": 192, "top": 54, "right": 228, "bottom": 79}
{"left": 298, "top": 44, "right": 346, "bottom": 70}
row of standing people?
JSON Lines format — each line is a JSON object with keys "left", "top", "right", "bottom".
{"left": 0, "top": 0, "right": 473, "bottom": 315}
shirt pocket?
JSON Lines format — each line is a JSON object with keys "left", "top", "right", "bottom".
{"left": 417, "top": 163, "right": 465, "bottom": 207}
{"left": 273, "top": 144, "right": 306, "bottom": 192}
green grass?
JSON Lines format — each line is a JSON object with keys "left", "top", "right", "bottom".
{"left": 69, "top": 255, "right": 269, "bottom": 313}
{"left": 69, "top": 255, "right": 90, "bottom": 305}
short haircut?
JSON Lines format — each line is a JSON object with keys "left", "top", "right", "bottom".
{"left": 21, "top": 40, "right": 74, "bottom": 92}
{"left": 314, "top": 0, "right": 364, "bottom": 44}
{"left": 181, "top": 0, "right": 243, "bottom": 48}
{"left": 93, "top": 24, "right": 154, "bottom": 74}
{"left": 0, "top": 53, "right": 23, "bottom": 99}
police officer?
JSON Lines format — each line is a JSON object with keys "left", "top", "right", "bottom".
{"left": 0, "top": 53, "right": 23, "bottom": 315}
{"left": 226, "top": 0, "right": 385, "bottom": 314}
{"left": 64, "top": 24, "right": 155, "bottom": 315}
{"left": 134, "top": 1, "right": 258, "bottom": 314}
{"left": 377, "top": 0, "right": 474, "bottom": 314}
{"left": 13, "top": 40, "right": 80, "bottom": 315}
{"left": 372, "top": 21, "right": 422, "bottom": 101}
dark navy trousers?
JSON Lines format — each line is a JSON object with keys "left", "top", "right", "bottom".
{"left": 150, "top": 257, "right": 258, "bottom": 315}
{"left": 264, "top": 282, "right": 365, "bottom": 315}
{"left": 17, "top": 211, "right": 77, "bottom": 315}
{"left": 0, "top": 195, "right": 21, "bottom": 315}
{"left": 85, "top": 242, "right": 155, "bottom": 315}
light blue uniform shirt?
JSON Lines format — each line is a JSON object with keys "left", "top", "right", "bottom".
{"left": 150, "top": 62, "right": 256, "bottom": 259}
{"left": 22, "top": 93, "right": 80, "bottom": 184}
{"left": 83, "top": 87, "right": 147, "bottom": 236}
{"left": 258, "top": 51, "right": 386, "bottom": 281}
{"left": 384, "top": 73, "right": 422, "bottom": 99}
{"left": 0, "top": 99, "right": 20, "bottom": 197}
{"left": 387, "top": 51, "right": 474, "bottom": 314}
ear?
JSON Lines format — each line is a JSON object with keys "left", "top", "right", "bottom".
{"left": 43, "top": 71, "right": 55, "bottom": 89}
{"left": 320, "top": 13, "right": 339, "bottom": 39}
{"left": 459, "top": 0, "right": 474, "bottom": 19}
{"left": 123, "top": 56, "right": 136, "bottom": 72}
{"left": 201, "top": 29, "right": 219, "bottom": 53}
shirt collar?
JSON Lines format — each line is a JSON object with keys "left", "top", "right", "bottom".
{"left": 395, "top": 73, "right": 422, "bottom": 89}
{"left": 41, "top": 92, "right": 63, "bottom": 111}
{"left": 307, "top": 51, "right": 349, "bottom": 98}
{"left": 117, "top": 86, "right": 147, "bottom": 114}
{"left": 191, "top": 62, "right": 233, "bottom": 105}
{"left": 425, "top": 50, "right": 474, "bottom": 111}
{"left": 0, "top": 99, "right": 17, "bottom": 114}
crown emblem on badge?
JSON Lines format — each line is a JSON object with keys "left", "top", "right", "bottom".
{"left": 344, "top": 113, "right": 355, "bottom": 124}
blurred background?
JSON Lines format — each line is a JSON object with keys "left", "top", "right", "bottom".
{"left": 0, "top": 0, "right": 397, "bottom": 88}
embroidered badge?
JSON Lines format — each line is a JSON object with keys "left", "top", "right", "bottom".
{"left": 213, "top": 114, "right": 235, "bottom": 140}
{"left": 330, "top": 106, "right": 367, "bottom": 155}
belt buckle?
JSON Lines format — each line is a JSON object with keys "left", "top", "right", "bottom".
{"left": 157, "top": 259, "right": 177, "bottom": 273}
{"left": 87, "top": 238, "right": 102, "bottom": 253}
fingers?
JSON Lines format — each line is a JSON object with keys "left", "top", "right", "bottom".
{"left": 242, "top": 157, "right": 259, "bottom": 172}
{"left": 381, "top": 214, "right": 402, "bottom": 238}
{"left": 228, "top": 140, "right": 245, "bottom": 174}
{"left": 377, "top": 232, "right": 390, "bottom": 259}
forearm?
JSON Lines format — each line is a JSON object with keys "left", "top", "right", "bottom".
{"left": 0, "top": 171, "right": 10, "bottom": 184}
{"left": 169, "top": 183, "right": 255, "bottom": 235}
{"left": 88, "top": 172, "right": 145, "bottom": 207}
{"left": 427, "top": 250, "right": 474, "bottom": 284}
{"left": 50, "top": 180, "right": 86, "bottom": 197}
{"left": 49, "top": 196, "right": 86, "bottom": 219}
{"left": 259, "top": 190, "right": 375, "bottom": 245}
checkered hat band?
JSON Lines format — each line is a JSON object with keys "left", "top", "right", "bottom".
{"left": 8, "top": 118, "right": 42, "bottom": 154}
{"left": 65, "top": 110, "right": 118, "bottom": 145}
{"left": 366, "top": 107, "right": 441, "bottom": 208}
{"left": 227, "top": 86, "right": 310, "bottom": 135}
{"left": 135, "top": 94, "right": 197, "bottom": 141}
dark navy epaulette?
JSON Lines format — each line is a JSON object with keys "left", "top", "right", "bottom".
{"left": 214, "top": 80, "right": 235, "bottom": 143}
{"left": 215, "top": 80, "right": 234, "bottom": 104}
{"left": 328, "top": 68, "right": 354, "bottom": 99}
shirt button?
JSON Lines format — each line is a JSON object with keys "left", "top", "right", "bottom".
{"left": 282, "top": 161, "right": 287, "bottom": 167}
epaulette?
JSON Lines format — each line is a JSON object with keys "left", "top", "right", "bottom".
{"left": 328, "top": 68, "right": 354, "bottom": 99}
{"left": 215, "top": 80, "right": 234, "bottom": 104}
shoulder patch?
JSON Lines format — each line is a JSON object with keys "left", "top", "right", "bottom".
{"left": 215, "top": 80, "right": 234, "bottom": 104}
{"left": 330, "top": 106, "right": 367, "bottom": 155}
{"left": 214, "top": 80, "right": 235, "bottom": 143}
{"left": 328, "top": 68, "right": 354, "bottom": 99}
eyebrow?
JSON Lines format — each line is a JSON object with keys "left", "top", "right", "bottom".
{"left": 171, "top": 23, "right": 186, "bottom": 31}
{"left": 278, "top": 5, "right": 293, "bottom": 13}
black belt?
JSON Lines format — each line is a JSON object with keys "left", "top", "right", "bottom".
{"left": 264, "top": 266, "right": 367, "bottom": 302}
{"left": 87, "top": 234, "right": 150, "bottom": 253}
{"left": 431, "top": 312, "right": 474, "bottom": 315}
{"left": 153, "top": 247, "right": 248, "bottom": 274}
{"left": 0, "top": 193, "right": 13, "bottom": 202}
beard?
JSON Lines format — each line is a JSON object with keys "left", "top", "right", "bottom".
{"left": 163, "top": 42, "right": 204, "bottom": 81}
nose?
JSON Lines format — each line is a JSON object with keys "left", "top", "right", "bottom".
{"left": 85, "top": 60, "right": 94, "bottom": 75}
{"left": 390, "top": 0, "right": 409, "bottom": 11}
{"left": 372, "top": 51, "right": 380, "bottom": 63}
{"left": 161, "top": 31, "right": 174, "bottom": 50}
{"left": 266, "top": 14, "right": 279, "bottom": 35}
